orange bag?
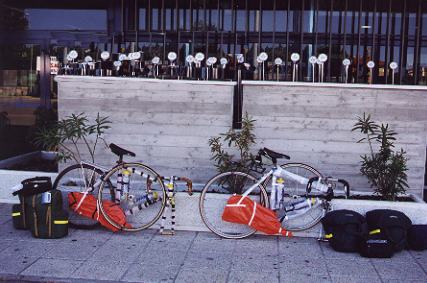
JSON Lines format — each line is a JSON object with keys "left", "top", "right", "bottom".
{"left": 68, "top": 192, "right": 131, "bottom": 232}
{"left": 222, "top": 195, "right": 292, "bottom": 237}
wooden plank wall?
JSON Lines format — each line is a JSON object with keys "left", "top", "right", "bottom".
{"left": 242, "top": 82, "right": 427, "bottom": 197}
{"left": 56, "top": 76, "right": 236, "bottom": 183}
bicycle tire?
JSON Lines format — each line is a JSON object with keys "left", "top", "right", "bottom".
{"left": 53, "top": 163, "right": 113, "bottom": 229}
{"left": 263, "top": 162, "right": 326, "bottom": 231}
{"left": 98, "top": 162, "right": 167, "bottom": 232}
{"left": 199, "top": 171, "right": 269, "bottom": 239}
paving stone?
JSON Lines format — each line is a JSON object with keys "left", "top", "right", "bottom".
{"left": 68, "top": 228, "right": 112, "bottom": 244}
{"left": 175, "top": 267, "right": 228, "bottom": 283}
{"left": 121, "top": 263, "right": 180, "bottom": 282}
{"left": 20, "top": 258, "right": 84, "bottom": 278}
{"left": 228, "top": 270, "right": 279, "bottom": 283}
{"left": 0, "top": 221, "right": 34, "bottom": 241}
{"left": 72, "top": 260, "right": 130, "bottom": 281}
{"left": 280, "top": 257, "right": 329, "bottom": 277}
{"left": 326, "top": 258, "right": 378, "bottom": 279}
{"left": 279, "top": 241, "right": 323, "bottom": 259}
{"left": 331, "top": 275, "right": 380, "bottom": 283}
{"left": 231, "top": 254, "right": 279, "bottom": 272}
{"left": 373, "top": 261, "right": 427, "bottom": 281}
{"left": 184, "top": 250, "right": 233, "bottom": 270}
{"left": 0, "top": 204, "right": 12, "bottom": 216}
{"left": 366, "top": 249, "right": 414, "bottom": 263}
{"left": 1, "top": 241, "right": 52, "bottom": 257}
{"left": 0, "top": 239, "right": 13, "bottom": 252}
{"left": 234, "top": 237, "right": 278, "bottom": 256}
{"left": 0, "top": 215, "right": 10, "bottom": 225}
{"left": 136, "top": 248, "right": 187, "bottom": 266}
{"left": 0, "top": 253, "right": 39, "bottom": 275}
{"left": 280, "top": 272, "right": 331, "bottom": 283}
{"left": 44, "top": 241, "right": 102, "bottom": 260}
{"left": 319, "top": 242, "right": 365, "bottom": 259}
{"left": 88, "top": 238, "right": 147, "bottom": 263}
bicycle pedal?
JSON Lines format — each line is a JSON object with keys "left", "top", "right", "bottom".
{"left": 160, "top": 231, "right": 175, "bottom": 236}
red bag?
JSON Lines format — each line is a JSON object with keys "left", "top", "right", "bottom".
{"left": 68, "top": 192, "right": 131, "bottom": 232}
{"left": 222, "top": 195, "right": 292, "bottom": 237}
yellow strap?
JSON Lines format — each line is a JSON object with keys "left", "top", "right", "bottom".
{"left": 325, "top": 233, "right": 333, "bottom": 239}
{"left": 12, "top": 212, "right": 21, "bottom": 217}
{"left": 54, "top": 220, "right": 69, "bottom": 225}
{"left": 369, "top": 229, "right": 381, "bottom": 235}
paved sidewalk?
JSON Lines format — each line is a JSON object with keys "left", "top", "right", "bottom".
{"left": 0, "top": 203, "right": 426, "bottom": 283}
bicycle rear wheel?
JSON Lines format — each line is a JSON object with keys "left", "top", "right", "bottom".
{"left": 53, "top": 163, "right": 113, "bottom": 229}
{"left": 263, "top": 163, "right": 325, "bottom": 231}
{"left": 199, "top": 171, "right": 268, "bottom": 239}
{"left": 98, "top": 162, "right": 167, "bottom": 232}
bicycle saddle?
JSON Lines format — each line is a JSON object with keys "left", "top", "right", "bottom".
{"left": 109, "top": 143, "right": 136, "bottom": 158}
{"left": 263, "top": 147, "right": 290, "bottom": 160}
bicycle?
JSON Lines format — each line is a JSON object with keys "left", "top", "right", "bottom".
{"left": 199, "top": 147, "right": 350, "bottom": 239}
{"left": 53, "top": 143, "right": 192, "bottom": 232}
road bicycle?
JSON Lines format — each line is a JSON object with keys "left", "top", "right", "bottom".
{"left": 53, "top": 143, "right": 192, "bottom": 231}
{"left": 199, "top": 147, "right": 350, "bottom": 239}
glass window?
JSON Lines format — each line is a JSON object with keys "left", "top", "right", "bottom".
{"left": 139, "top": 8, "right": 147, "bottom": 30}
{"left": 24, "top": 9, "right": 106, "bottom": 30}
{"left": 236, "top": 9, "right": 246, "bottom": 32}
{"left": 152, "top": 8, "right": 159, "bottom": 31}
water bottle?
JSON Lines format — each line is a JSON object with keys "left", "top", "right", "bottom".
{"left": 284, "top": 197, "right": 317, "bottom": 213}
{"left": 122, "top": 170, "right": 130, "bottom": 195}
{"left": 115, "top": 173, "right": 123, "bottom": 204}
{"left": 126, "top": 192, "right": 161, "bottom": 216}
{"left": 270, "top": 177, "right": 285, "bottom": 210}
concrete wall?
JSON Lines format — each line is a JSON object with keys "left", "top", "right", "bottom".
{"left": 55, "top": 76, "right": 236, "bottom": 184}
{"left": 243, "top": 81, "right": 427, "bottom": 196}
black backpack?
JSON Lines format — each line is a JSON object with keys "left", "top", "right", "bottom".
{"left": 321, "top": 209, "right": 366, "bottom": 252}
{"left": 365, "top": 209, "right": 412, "bottom": 252}
{"left": 407, "top": 225, "right": 427, "bottom": 251}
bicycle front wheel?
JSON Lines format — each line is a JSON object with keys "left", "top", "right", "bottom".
{"left": 263, "top": 163, "right": 325, "bottom": 231}
{"left": 199, "top": 171, "right": 268, "bottom": 239}
{"left": 53, "top": 163, "right": 113, "bottom": 229}
{"left": 98, "top": 162, "right": 166, "bottom": 232}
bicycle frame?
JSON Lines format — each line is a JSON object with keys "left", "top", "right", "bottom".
{"left": 238, "top": 165, "right": 329, "bottom": 207}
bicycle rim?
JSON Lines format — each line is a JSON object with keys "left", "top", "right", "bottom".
{"left": 199, "top": 171, "right": 268, "bottom": 239}
{"left": 53, "top": 163, "right": 112, "bottom": 228}
{"left": 98, "top": 162, "right": 166, "bottom": 232}
{"left": 263, "top": 163, "right": 325, "bottom": 231}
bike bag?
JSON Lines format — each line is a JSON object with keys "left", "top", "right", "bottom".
{"left": 68, "top": 192, "right": 131, "bottom": 232}
{"left": 359, "top": 238, "right": 394, "bottom": 258}
{"left": 365, "top": 209, "right": 412, "bottom": 252}
{"left": 407, "top": 225, "right": 427, "bottom": 251}
{"left": 12, "top": 203, "right": 28, "bottom": 230}
{"left": 12, "top": 177, "right": 52, "bottom": 197}
{"left": 25, "top": 189, "right": 69, "bottom": 239}
{"left": 321, "top": 209, "right": 365, "bottom": 252}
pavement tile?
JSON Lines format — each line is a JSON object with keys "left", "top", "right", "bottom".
{"left": 184, "top": 250, "right": 233, "bottom": 270}
{"left": 72, "top": 260, "right": 130, "bottom": 281}
{"left": 88, "top": 238, "right": 147, "bottom": 263}
{"left": 121, "top": 263, "right": 180, "bottom": 282}
{"left": 228, "top": 270, "right": 279, "bottom": 283}
{"left": 231, "top": 254, "right": 279, "bottom": 272}
{"left": 44, "top": 241, "right": 102, "bottom": 260}
{"left": 0, "top": 239, "right": 13, "bottom": 252}
{"left": 280, "top": 257, "right": 329, "bottom": 277}
{"left": 410, "top": 249, "right": 427, "bottom": 272}
{"left": 0, "top": 203, "right": 12, "bottom": 216}
{"left": 331, "top": 275, "right": 380, "bottom": 283}
{"left": 1, "top": 240, "right": 52, "bottom": 257}
{"left": 0, "top": 253, "right": 39, "bottom": 275}
{"left": 175, "top": 267, "right": 228, "bottom": 283}
{"left": 234, "top": 237, "right": 278, "bottom": 256}
{"left": 280, "top": 272, "right": 331, "bottom": 283}
{"left": 279, "top": 240, "right": 323, "bottom": 259}
{"left": 0, "top": 215, "right": 10, "bottom": 225}
{"left": 0, "top": 221, "right": 34, "bottom": 241}
{"left": 326, "top": 258, "right": 378, "bottom": 279}
{"left": 373, "top": 261, "right": 427, "bottom": 281}
{"left": 67, "top": 228, "right": 113, "bottom": 244}
{"left": 20, "top": 258, "right": 84, "bottom": 278}
{"left": 136, "top": 249, "right": 187, "bottom": 265}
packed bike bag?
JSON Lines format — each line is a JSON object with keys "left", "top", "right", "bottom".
{"left": 12, "top": 203, "right": 28, "bottom": 230}
{"left": 407, "top": 225, "right": 427, "bottom": 251}
{"left": 321, "top": 209, "right": 365, "bottom": 252}
{"left": 359, "top": 238, "right": 394, "bottom": 258}
{"left": 12, "top": 177, "right": 52, "bottom": 197}
{"left": 365, "top": 209, "right": 412, "bottom": 252}
{"left": 25, "top": 189, "right": 68, "bottom": 239}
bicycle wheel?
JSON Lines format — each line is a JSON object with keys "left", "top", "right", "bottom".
{"left": 263, "top": 163, "right": 325, "bottom": 231}
{"left": 98, "top": 162, "right": 167, "bottom": 232}
{"left": 199, "top": 171, "right": 269, "bottom": 239}
{"left": 53, "top": 163, "right": 113, "bottom": 229}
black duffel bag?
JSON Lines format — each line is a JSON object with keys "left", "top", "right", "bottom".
{"left": 365, "top": 209, "right": 412, "bottom": 252}
{"left": 407, "top": 225, "right": 427, "bottom": 251}
{"left": 321, "top": 209, "right": 366, "bottom": 252}
{"left": 12, "top": 177, "right": 53, "bottom": 230}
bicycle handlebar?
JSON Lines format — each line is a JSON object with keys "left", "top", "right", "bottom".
{"left": 306, "top": 177, "right": 350, "bottom": 198}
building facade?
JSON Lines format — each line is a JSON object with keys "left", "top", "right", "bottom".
{"left": 1, "top": 0, "right": 427, "bottom": 161}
